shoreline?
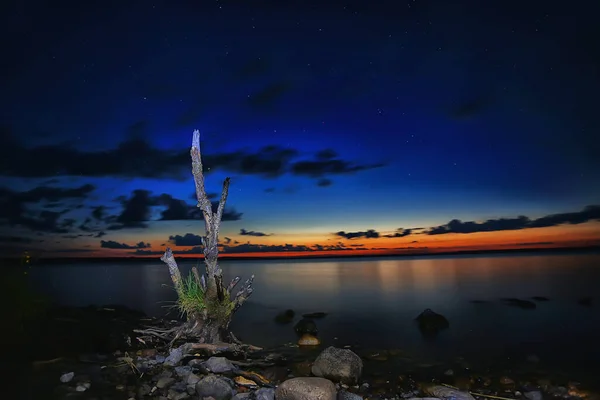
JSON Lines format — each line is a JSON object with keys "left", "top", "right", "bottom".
{"left": 18, "top": 304, "right": 600, "bottom": 399}
{"left": 4, "top": 244, "right": 600, "bottom": 265}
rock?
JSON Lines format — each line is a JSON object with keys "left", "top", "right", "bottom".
{"left": 187, "top": 373, "right": 202, "bottom": 385}
{"left": 233, "top": 394, "right": 251, "bottom": 400}
{"left": 500, "top": 298, "right": 536, "bottom": 309}
{"left": 175, "top": 365, "right": 192, "bottom": 378}
{"left": 415, "top": 309, "right": 450, "bottom": 336}
{"left": 298, "top": 333, "right": 320, "bottom": 346}
{"left": 254, "top": 387, "right": 276, "bottom": 400}
{"left": 302, "top": 312, "right": 328, "bottom": 319}
{"left": 204, "top": 357, "right": 236, "bottom": 373}
{"left": 295, "top": 318, "right": 318, "bottom": 335}
{"left": 524, "top": 391, "right": 543, "bottom": 400}
{"left": 196, "top": 375, "right": 235, "bottom": 400}
{"left": 311, "top": 346, "right": 363, "bottom": 385}
{"left": 165, "top": 346, "right": 185, "bottom": 366}
{"left": 423, "top": 385, "right": 475, "bottom": 400}
{"left": 275, "top": 309, "right": 295, "bottom": 324}
{"left": 337, "top": 390, "right": 364, "bottom": 399}
{"left": 275, "top": 377, "right": 336, "bottom": 400}
{"left": 75, "top": 384, "right": 89, "bottom": 392}
{"left": 499, "top": 376, "right": 514, "bottom": 385}
{"left": 60, "top": 372, "right": 74, "bottom": 383}
{"left": 157, "top": 377, "right": 175, "bottom": 389}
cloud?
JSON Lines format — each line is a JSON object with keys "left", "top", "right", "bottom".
{"left": 239, "top": 229, "right": 270, "bottom": 237}
{"left": 336, "top": 229, "right": 380, "bottom": 239}
{"left": 0, "top": 127, "right": 381, "bottom": 183}
{"left": 317, "top": 178, "right": 333, "bottom": 187}
{"left": 0, "top": 184, "right": 95, "bottom": 233}
{"left": 100, "top": 240, "right": 151, "bottom": 249}
{"left": 158, "top": 194, "right": 242, "bottom": 222}
{"left": 247, "top": 81, "right": 292, "bottom": 109}
{"left": 384, "top": 228, "right": 413, "bottom": 238}
{"left": 426, "top": 205, "right": 600, "bottom": 235}
{"left": 107, "top": 190, "right": 242, "bottom": 230}
{"left": 291, "top": 156, "right": 385, "bottom": 178}
{"left": 0, "top": 235, "right": 34, "bottom": 244}
{"left": 169, "top": 233, "right": 204, "bottom": 247}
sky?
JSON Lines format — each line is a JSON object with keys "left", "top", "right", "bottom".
{"left": 1, "top": 0, "right": 599, "bottom": 259}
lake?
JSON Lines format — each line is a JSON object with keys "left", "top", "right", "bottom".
{"left": 27, "top": 251, "right": 600, "bottom": 379}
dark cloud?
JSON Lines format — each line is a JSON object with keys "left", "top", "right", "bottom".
{"left": 91, "top": 206, "right": 105, "bottom": 220}
{"left": 291, "top": 157, "right": 385, "bottom": 178}
{"left": 0, "top": 127, "right": 380, "bottom": 182}
{"left": 384, "top": 228, "right": 413, "bottom": 238}
{"left": 317, "top": 178, "right": 333, "bottom": 187}
{"left": 158, "top": 194, "right": 243, "bottom": 222}
{"left": 113, "top": 189, "right": 154, "bottom": 229}
{"left": 240, "top": 229, "right": 270, "bottom": 237}
{"left": 107, "top": 190, "right": 242, "bottom": 231}
{"left": 426, "top": 205, "right": 600, "bottom": 235}
{"left": 336, "top": 229, "right": 380, "bottom": 240}
{"left": 447, "top": 95, "right": 493, "bottom": 120}
{"left": 0, "top": 235, "right": 33, "bottom": 244}
{"left": 0, "top": 184, "right": 95, "bottom": 233}
{"left": 247, "top": 81, "right": 292, "bottom": 109}
{"left": 100, "top": 240, "right": 151, "bottom": 250}
{"left": 168, "top": 233, "right": 203, "bottom": 247}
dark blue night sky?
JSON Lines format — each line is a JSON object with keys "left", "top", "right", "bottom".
{"left": 2, "top": 0, "right": 599, "bottom": 258}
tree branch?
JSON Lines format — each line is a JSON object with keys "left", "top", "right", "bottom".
{"left": 160, "top": 248, "right": 183, "bottom": 295}
{"left": 233, "top": 274, "right": 254, "bottom": 311}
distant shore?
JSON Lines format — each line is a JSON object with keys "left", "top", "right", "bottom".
{"left": 3, "top": 244, "right": 599, "bottom": 265}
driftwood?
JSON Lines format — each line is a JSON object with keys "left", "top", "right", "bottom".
{"left": 135, "top": 130, "right": 255, "bottom": 348}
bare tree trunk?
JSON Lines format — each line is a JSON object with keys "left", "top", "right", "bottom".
{"left": 158, "top": 129, "right": 254, "bottom": 344}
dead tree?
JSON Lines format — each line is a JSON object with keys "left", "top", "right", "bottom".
{"left": 136, "top": 130, "right": 254, "bottom": 346}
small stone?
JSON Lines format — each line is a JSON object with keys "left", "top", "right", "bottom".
{"left": 275, "top": 377, "right": 336, "bottom": 400}
{"left": 75, "top": 385, "right": 88, "bottom": 392}
{"left": 234, "top": 376, "right": 259, "bottom": 388}
{"left": 116, "top": 384, "right": 126, "bottom": 391}
{"left": 187, "top": 373, "right": 201, "bottom": 385}
{"left": 254, "top": 387, "right": 276, "bottom": 400}
{"left": 298, "top": 333, "right": 320, "bottom": 346}
{"left": 60, "top": 372, "right": 74, "bottom": 383}
{"left": 525, "top": 391, "right": 543, "bottom": 400}
{"left": 157, "top": 377, "right": 176, "bottom": 389}
{"left": 500, "top": 376, "right": 515, "bottom": 385}
{"left": 444, "top": 369, "right": 454, "bottom": 376}
{"left": 165, "top": 346, "right": 184, "bottom": 366}
{"left": 204, "top": 356, "right": 235, "bottom": 373}
{"left": 338, "top": 390, "right": 364, "bottom": 399}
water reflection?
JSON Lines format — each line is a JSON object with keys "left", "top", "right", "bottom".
{"left": 28, "top": 252, "right": 600, "bottom": 368}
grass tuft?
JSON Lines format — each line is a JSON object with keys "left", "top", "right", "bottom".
{"left": 176, "top": 270, "right": 206, "bottom": 318}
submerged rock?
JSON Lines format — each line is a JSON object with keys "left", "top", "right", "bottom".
{"left": 302, "top": 312, "right": 328, "bottom": 319}
{"left": 294, "top": 318, "right": 318, "bottom": 335}
{"left": 275, "top": 377, "right": 336, "bottom": 400}
{"left": 415, "top": 309, "right": 449, "bottom": 336}
{"left": 501, "top": 298, "right": 536, "bottom": 309}
{"left": 311, "top": 346, "right": 363, "bottom": 385}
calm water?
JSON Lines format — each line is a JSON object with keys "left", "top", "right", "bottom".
{"left": 27, "top": 251, "right": 600, "bottom": 373}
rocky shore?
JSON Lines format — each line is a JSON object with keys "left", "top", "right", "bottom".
{"left": 23, "top": 305, "right": 599, "bottom": 400}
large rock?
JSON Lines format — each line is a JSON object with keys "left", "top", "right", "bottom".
{"left": 203, "top": 356, "right": 236, "bottom": 373}
{"left": 311, "top": 347, "right": 362, "bottom": 385}
{"left": 196, "top": 375, "right": 235, "bottom": 400}
{"left": 275, "top": 377, "right": 336, "bottom": 400}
